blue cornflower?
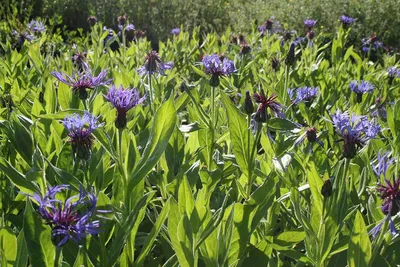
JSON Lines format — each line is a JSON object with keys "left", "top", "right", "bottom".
{"left": 27, "top": 20, "right": 46, "bottom": 34}
{"left": 387, "top": 66, "right": 400, "bottom": 85}
{"left": 253, "top": 89, "right": 285, "bottom": 122}
{"left": 104, "top": 85, "right": 145, "bottom": 128}
{"left": 12, "top": 30, "right": 35, "bottom": 45}
{"left": 294, "top": 126, "right": 324, "bottom": 153}
{"left": 201, "top": 54, "right": 235, "bottom": 87}
{"left": 371, "top": 98, "right": 387, "bottom": 119}
{"left": 288, "top": 86, "right": 318, "bottom": 104}
{"left": 62, "top": 111, "right": 104, "bottom": 161}
{"left": 30, "top": 185, "right": 102, "bottom": 247}
{"left": 304, "top": 19, "right": 317, "bottom": 29}
{"left": 137, "top": 51, "right": 174, "bottom": 76}
{"left": 330, "top": 110, "right": 380, "bottom": 158}
{"left": 118, "top": 23, "right": 135, "bottom": 33}
{"left": 52, "top": 69, "right": 111, "bottom": 100}
{"left": 340, "top": 15, "right": 355, "bottom": 26}
{"left": 350, "top": 81, "right": 375, "bottom": 102}
{"left": 171, "top": 28, "right": 180, "bottom": 35}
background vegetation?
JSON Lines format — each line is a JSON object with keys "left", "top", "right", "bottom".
{"left": 2, "top": 0, "right": 400, "bottom": 49}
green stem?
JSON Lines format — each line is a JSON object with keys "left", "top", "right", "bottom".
{"left": 246, "top": 114, "right": 252, "bottom": 198}
{"left": 148, "top": 74, "right": 154, "bottom": 115}
{"left": 209, "top": 86, "right": 216, "bottom": 169}
{"left": 247, "top": 122, "right": 262, "bottom": 198}
{"left": 283, "top": 64, "right": 290, "bottom": 105}
{"left": 54, "top": 247, "right": 62, "bottom": 267}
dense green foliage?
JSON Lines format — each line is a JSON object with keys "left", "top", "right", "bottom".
{"left": 2, "top": 0, "right": 400, "bottom": 48}
{"left": 0, "top": 12, "right": 400, "bottom": 267}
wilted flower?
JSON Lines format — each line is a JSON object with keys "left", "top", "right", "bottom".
{"left": 280, "top": 30, "right": 297, "bottom": 46}
{"left": 285, "top": 42, "right": 296, "bottom": 66}
{"left": 288, "top": 86, "right": 318, "bottom": 104}
{"left": 137, "top": 51, "right": 174, "bottom": 76}
{"left": 295, "top": 126, "right": 324, "bottom": 153}
{"left": 304, "top": 19, "right": 317, "bottom": 29}
{"left": 29, "top": 185, "right": 102, "bottom": 247}
{"left": 362, "top": 34, "right": 383, "bottom": 53}
{"left": 87, "top": 16, "right": 97, "bottom": 26}
{"left": 104, "top": 85, "right": 145, "bottom": 128}
{"left": 202, "top": 54, "right": 235, "bottom": 87}
{"left": 62, "top": 111, "right": 104, "bottom": 161}
{"left": 27, "top": 20, "right": 46, "bottom": 34}
{"left": 117, "top": 15, "right": 127, "bottom": 27}
{"left": 244, "top": 91, "right": 254, "bottom": 115}
{"left": 330, "top": 110, "right": 380, "bottom": 158}
{"left": 171, "top": 28, "right": 180, "bottom": 35}
{"left": 253, "top": 89, "right": 285, "bottom": 122}
{"left": 72, "top": 52, "right": 89, "bottom": 72}
{"left": 258, "top": 18, "right": 281, "bottom": 35}
{"left": 340, "top": 15, "right": 355, "bottom": 26}
{"left": 371, "top": 97, "right": 387, "bottom": 119}
{"left": 52, "top": 70, "right": 111, "bottom": 100}
{"left": 350, "top": 81, "right": 375, "bottom": 102}
{"left": 321, "top": 178, "right": 333, "bottom": 198}
{"left": 271, "top": 57, "right": 280, "bottom": 72}
{"left": 306, "top": 30, "right": 315, "bottom": 40}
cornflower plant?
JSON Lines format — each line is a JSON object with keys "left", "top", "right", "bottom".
{"left": 137, "top": 51, "right": 173, "bottom": 114}
{"left": 288, "top": 86, "right": 318, "bottom": 105}
{"left": 387, "top": 66, "right": 400, "bottom": 85}
{"left": 350, "top": 80, "right": 375, "bottom": 103}
{"left": 52, "top": 69, "right": 111, "bottom": 101}
{"left": 61, "top": 111, "right": 104, "bottom": 162}
{"left": 29, "top": 185, "right": 103, "bottom": 247}
{"left": 329, "top": 110, "right": 380, "bottom": 158}
{"left": 340, "top": 15, "right": 355, "bottom": 27}
{"left": 104, "top": 85, "right": 145, "bottom": 129}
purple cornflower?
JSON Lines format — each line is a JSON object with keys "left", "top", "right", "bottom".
{"left": 288, "top": 86, "right": 318, "bottom": 104}
{"left": 26, "top": 20, "right": 46, "bottom": 34}
{"left": 330, "top": 110, "right": 380, "bottom": 158}
{"left": 372, "top": 151, "right": 394, "bottom": 178}
{"left": 62, "top": 111, "right": 104, "bottom": 161}
{"left": 362, "top": 34, "right": 383, "bottom": 53}
{"left": 350, "top": 81, "right": 375, "bottom": 102}
{"left": 370, "top": 178, "right": 400, "bottom": 237}
{"left": 304, "top": 19, "right": 317, "bottom": 29}
{"left": 171, "top": 28, "right": 180, "bottom": 35}
{"left": 280, "top": 30, "right": 297, "bottom": 47}
{"left": 12, "top": 30, "right": 35, "bottom": 45}
{"left": 51, "top": 70, "right": 111, "bottom": 100}
{"left": 104, "top": 85, "right": 145, "bottom": 128}
{"left": 29, "top": 185, "right": 101, "bottom": 247}
{"left": 253, "top": 89, "right": 285, "bottom": 122}
{"left": 118, "top": 23, "right": 135, "bottom": 32}
{"left": 295, "top": 126, "right": 324, "bottom": 153}
{"left": 201, "top": 54, "right": 235, "bottom": 87}
{"left": 371, "top": 97, "right": 387, "bottom": 119}
{"left": 340, "top": 15, "right": 355, "bottom": 26}
{"left": 258, "top": 18, "right": 281, "bottom": 35}
{"left": 137, "top": 51, "right": 174, "bottom": 76}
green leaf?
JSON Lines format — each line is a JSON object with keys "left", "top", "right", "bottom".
{"left": 347, "top": 211, "right": 372, "bottom": 267}
{"left": 39, "top": 109, "right": 83, "bottom": 120}
{"left": 0, "top": 157, "right": 39, "bottom": 194}
{"left": 73, "top": 246, "right": 94, "bottom": 267}
{"left": 133, "top": 198, "right": 171, "bottom": 267}
{"left": 13, "top": 231, "right": 28, "bottom": 267}
{"left": 127, "top": 96, "right": 177, "bottom": 193}
{"left": 23, "top": 201, "right": 55, "bottom": 267}
{"left": 220, "top": 92, "right": 254, "bottom": 175}
{"left": 274, "top": 229, "right": 306, "bottom": 247}
{"left": 268, "top": 118, "right": 299, "bottom": 131}
{"left": 0, "top": 228, "right": 17, "bottom": 266}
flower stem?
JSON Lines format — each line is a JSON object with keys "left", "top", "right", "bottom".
{"left": 209, "top": 86, "right": 216, "bottom": 169}
{"left": 148, "top": 74, "right": 154, "bottom": 115}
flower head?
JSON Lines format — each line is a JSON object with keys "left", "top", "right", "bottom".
{"left": 377, "top": 178, "right": 400, "bottom": 216}
{"left": 280, "top": 30, "right": 297, "bottom": 46}
{"left": 202, "top": 54, "right": 235, "bottom": 86}
{"left": 330, "top": 110, "right": 380, "bottom": 158}
{"left": 71, "top": 52, "right": 89, "bottom": 72}
{"left": 27, "top": 20, "right": 46, "bottom": 34}
{"left": 51, "top": 70, "right": 111, "bottom": 100}
{"left": 288, "top": 86, "right": 318, "bottom": 104}
{"left": 362, "top": 34, "right": 383, "bottom": 53}
{"left": 258, "top": 18, "right": 281, "bottom": 34}
{"left": 104, "top": 86, "right": 145, "bottom": 128}
{"left": 30, "top": 185, "right": 102, "bottom": 247}
{"left": 295, "top": 126, "right": 324, "bottom": 153}
{"left": 137, "top": 51, "right": 174, "bottom": 76}
{"left": 87, "top": 16, "right": 97, "bottom": 26}
{"left": 253, "top": 90, "right": 285, "bottom": 122}
{"left": 350, "top": 81, "right": 375, "bottom": 102}
{"left": 340, "top": 15, "right": 355, "bottom": 26}
{"left": 171, "top": 28, "right": 180, "bottom": 35}
{"left": 62, "top": 111, "right": 103, "bottom": 161}
{"left": 304, "top": 19, "right": 317, "bottom": 29}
